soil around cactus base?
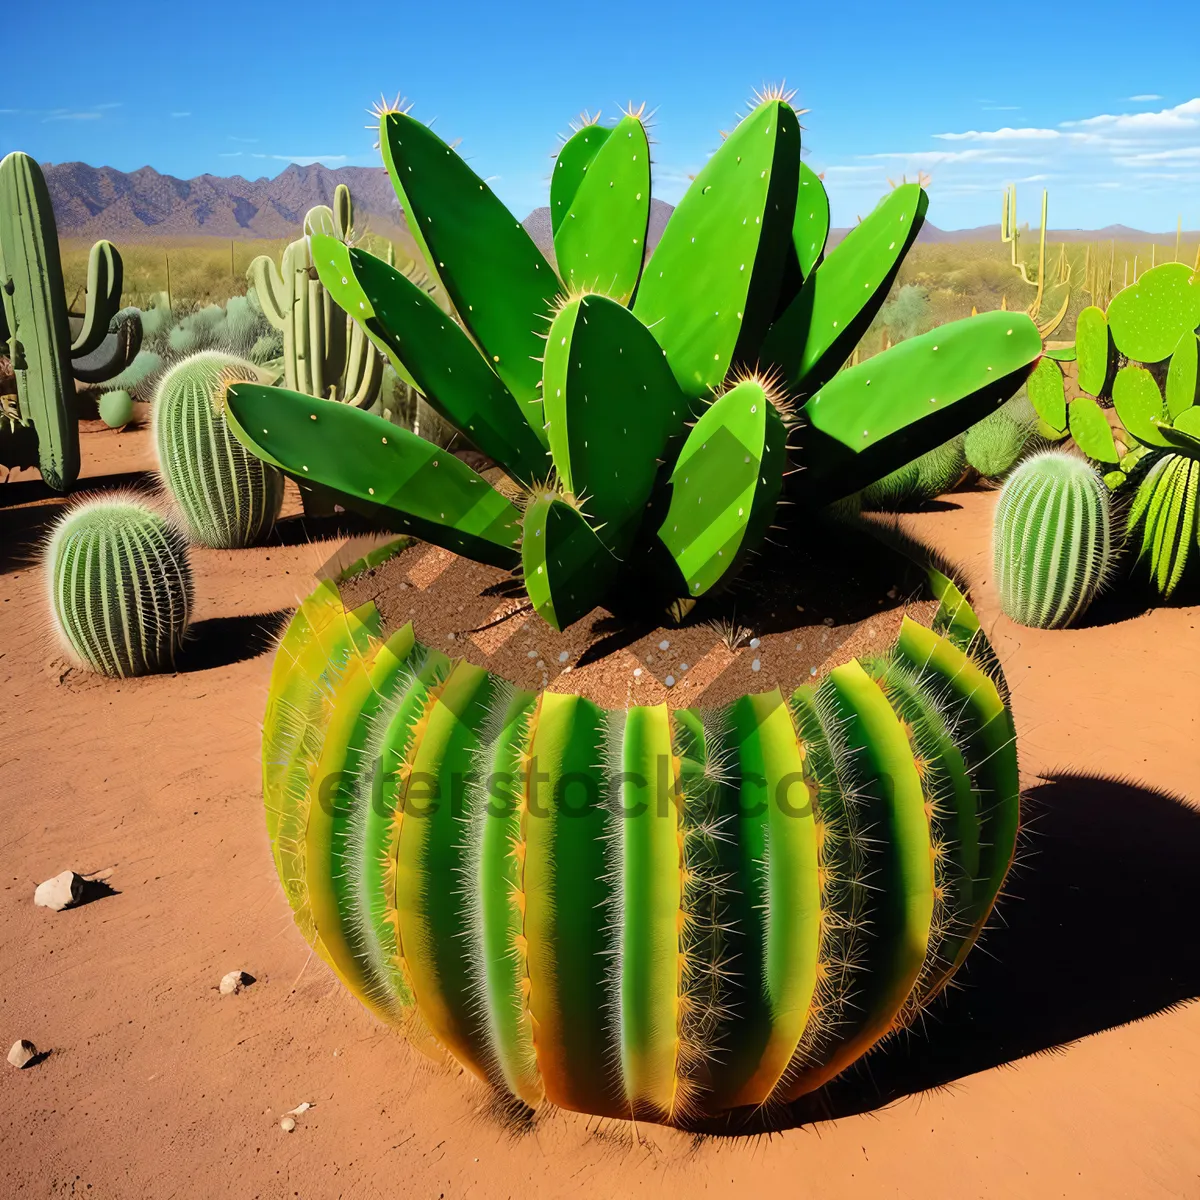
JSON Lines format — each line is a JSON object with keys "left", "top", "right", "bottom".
{"left": 337, "top": 516, "right": 939, "bottom": 710}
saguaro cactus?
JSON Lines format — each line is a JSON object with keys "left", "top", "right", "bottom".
{"left": 259, "top": 569, "right": 1019, "bottom": 1124}
{"left": 993, "top": 450, "right": 1115, "bottom": 628}
{"left": 0, "top": 151, "right": 142, "bottom": 490}
{"left": 247, "top": 184, "right": 385, "bottom": 408}
{"left": 44, "top": 495, "right": 192, "bottom": 676}
{"left": 153, "top": 352, "right": 284, "bottom": 548}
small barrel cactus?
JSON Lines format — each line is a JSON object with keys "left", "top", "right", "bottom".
{"left": 992, "top": 450, "right": 1115, "bottom": 629}
{"left": 964, "top": 397, "right": 1036, "bottom": 479}
{"left": 98, "top": 390, "right": 133, "bottom": 429}
{"left": 44, "top": 495, "right": 192, "bottom": 676}
{"left": 153, "top": 351, "right": 284, "bottom": 548}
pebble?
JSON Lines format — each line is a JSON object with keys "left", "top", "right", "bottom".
{"left": 7, "top": 1040, "right": 37, "bottom": 1069}
{"left": 535, "top": 660, "right": 545, "bottom": 670}
{"left": 633, "top": 668, "right": 643, "bottom": 677}
{"left": 749, "top": 637, "right": 761, "bottom": 649}
{"left": 810, "top": 666, "right": 818, "bottom": 676}
{"left": 822, "top": 617, "right": 835, "bottom": 627}
{"left": 219, "top": 970, "right": 250, "bottom": 996}
{"left": 280, "top": 1116, "right": 296, "bottom": 1133}
{"left": 751, "top": 659, "right": 761, "bottom": 672}
{"left": 658, "top": 639, "right": 670, "bottom": 650}
{"left": 679, "top": 663, "right": 689, "bottom": 672}
{"left": 665, "top": 675, "right": 675, "bottom": 688}
{"left": 34, "top": 870, "right": 83, "bottom": 911}
{"left": 526, "top": 650, "right": 538, "bottom": 659}
{"left": 557, "top": 651, "right": 568, "bottom": 663}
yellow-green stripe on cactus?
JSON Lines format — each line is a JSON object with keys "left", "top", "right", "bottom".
{"left": 43, "top": 495, "right": 192, "bottom": 677}
{"left": 992, "top": 450, "right": 1115, "bottom": 629}
{"left": 1127, "top": 452, "right": 1200, "bottom": 597}
{"left": 258, "top": 575, "right": 1020, "bottom": 1125}
{"left": 153, "top": 352, "right": 284, "bottom": 548}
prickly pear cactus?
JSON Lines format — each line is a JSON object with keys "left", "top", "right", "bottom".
{"left": 993, "top": 450, "right": 1114, "bottom": 628}
{"left": 44, "top": 495, "right": 192, "bottom": 676}
{"left": 153, "top": 352, "right": 283, "bottom": 548}
{"left": 260, "top": 569, "right": 1019, "bottom": 1124}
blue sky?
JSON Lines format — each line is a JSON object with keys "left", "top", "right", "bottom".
{"left": 4, "top": 0, "right": 1197, "bottom": 232}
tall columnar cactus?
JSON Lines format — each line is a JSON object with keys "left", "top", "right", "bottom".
{"left": 153, "top": 352, "right": 284, "bottom": 548}
{"left": 222, "top": 89, "right": 1045, "bottom": 632}
{"left": 44, "top": 495, "right": 192, "bottom": 676}
{"left": 247, "top": 184, "right": 385, "bottom": 408}
{"left": 261, "top": 568, "right": 1018, "bottom": 1124}
{"left": 993, "top": 450, "right": 1115, "bottom": 628}
{"left": 0, "top": 151, "right": 142, "bottom": 490}
{"left": 1037, "top": 262, "right": 1200, "bottom": 597}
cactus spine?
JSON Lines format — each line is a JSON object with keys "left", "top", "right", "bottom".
{"left": 153, "top": 352, "right": 283, "bottom": 548}
{"left": 0, "top": 152, "right": 142, "bottom": 490}
{"left": 993, "top": 450, "right": 1114, "bottom": 628}
{"left": 247, "top": 184, "right": 384, "bottom": 408}
{"left": 260, "top": 574, "right": 1019, "bottom": 1124}
{"left": 44, "top": 495, "right": 192, "bottom": 677}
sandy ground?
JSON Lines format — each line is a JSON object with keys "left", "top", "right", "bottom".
{"left": 1, "top": 422, "right": 1198, "bottom": 1199}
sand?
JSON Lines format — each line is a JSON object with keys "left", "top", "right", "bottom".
{"left": 1, "top": 423, "right": 1198, "bottom": 1198}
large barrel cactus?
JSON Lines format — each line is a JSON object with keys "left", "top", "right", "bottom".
{"left": 44, "top": 495, "right": 192, "bottom": 676}
{"left": 265, "top": 568, "right": 1017, "bottom": 1123}
{"left": 993, "top": 450, "right": 1115, "bottom": 629}
{"left": 153, "top": 351, "right": 284, "bottom": 548}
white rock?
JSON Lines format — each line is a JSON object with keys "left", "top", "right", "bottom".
{"left": 280, "top": 1116, "right": 296, "bottom": 1132}
{"left": 219, "top": 970, "right": 249, "bottom": 996}
{"left": 34, "top": 870, "right": 84, "bottom": 911}
{"left": 749, "top": 637, "right": 761, "bottom": 649}
{"left": 7, "top": 1040, "right": 37, "bottom": 1068}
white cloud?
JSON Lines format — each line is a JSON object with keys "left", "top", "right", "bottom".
{"left": 935, "top": 126, "right": 1061, "bottom": 142}
{"left": 860, "top": 148, "right": 1041, "bottom": 164}
{"left": 1062, "top": 97, "right": 1200, "bottom": 131}
{"left": 1116, "top": 146, "right": 1200, "bottom": 165}
{"left": 1128, "top": 94, "right": 1163, "bottom": 102}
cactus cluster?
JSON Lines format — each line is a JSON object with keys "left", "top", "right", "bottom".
{"left": 0, "top": 152, "right": 142, "bottom": 490}
{"left": 153, "top": 352, "right": 284, "bottom": 548}
{"left": 262, "top": 566, "right": 1018, "bottom": 1123}
{"left": 247, "top": 184, "right": 386, "bottom": 408}
{"left": 44, "top": 495, "right": 192, "bottom": 676}
{"left": 1029, "top": 262, "right": 1200, "bottom": 596}
{"left": 993, "top": 450, "right": 1115, "bottom": 628}
{"left": 223, "top": 91, "right": 1044, "bottom": 631}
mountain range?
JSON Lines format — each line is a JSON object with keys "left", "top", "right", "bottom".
{"left": 38, "top": 161, "right": 1200, "bottom": 248}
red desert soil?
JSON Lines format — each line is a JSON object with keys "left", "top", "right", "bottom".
{"left": 2, "top": 422, "right": 1198, "bottom": 1199}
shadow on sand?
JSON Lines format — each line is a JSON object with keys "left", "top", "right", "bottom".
{"left": 687, "top": 772, "right": 1200, "bottom": 1135}
{"left": 176, "top": 610, "right": 291, "bottom": 673}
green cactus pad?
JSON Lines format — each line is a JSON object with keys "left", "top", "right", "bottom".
{"left": 542, "top": 293, "right": 689, "bottom": 553}
{"left": 551, "top": 122, "right": 612, "bottom": 235}
{"left": 763, "top": 183, "right": 928, "bottom": 395}
{"left": 657, "top": 379, "right": 786, "bottom": 597}
{"left": 223, "top": 382, "right": 522, "bottom": 567}
{"left": 380, "top": 110, "right": 561, "bottom": 410}
{"left": 521, "top": 492, "right": 620, "bottom": 631}
{"left": 1026, "top": 356, "right": 1067, "bottom": 435}
{"left": 46, "top": 496, "right": 192, "bottom": 677}
{"left": 802, "top": 312, "right": 1042, "bottom": 499}
{"left": 632, "top": 99, "right": 801, "bottom": 399}
{"left": 1068, "top": 396, "right": 1120, "bottom": 465}
{"left": 1075, "top": 305, "right": 1112, "bottom": 397}
{"left": 553, "top": 114, "right": 651, "bottom": 304}
{"left": 1166, "top": 331, "right": 1199, "bottom": 419}
{"left": 312, "top": 235, "right": 548, "bottom": 481}
{"left": 992, "top": 450, "right": 1114, "bottom": 628}
{"left": 1106, "top": 262, "right": 1200, "bottom": 364}
{"left": 1113, "top": 365, "right": 1171, "bottom": 448}
{"left": 794, "top": 161, "right": 830, "bottom": 280}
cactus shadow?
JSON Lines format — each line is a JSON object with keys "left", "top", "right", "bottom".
{"left": 176, "top": 610, "right": 291, "bottom": 672}
{"left": 699, "top": 771, "right": 1200, "bottom": 1136}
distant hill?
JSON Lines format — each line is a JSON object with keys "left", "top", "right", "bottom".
{"left": 39, "top": 162, "right": 1199, "bottom": 249}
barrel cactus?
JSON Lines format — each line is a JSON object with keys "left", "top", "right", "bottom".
{"left": 44, "top": 495, "right": 192, "bottom": 676}
{"left": 153, "top": 351, "right": 284, "bottom": 548}
{"left": 993, "top": 450, "right": 1115, "bottom": 628}
{"left": 860, "top": 437, "right": 966, "bottom": 510}
{"left": 964, "top": 396, "right": 1037, "bottom": 479}
{"left": 265, "top": 566, "right": 1018, "bottom": 1123}
{"left": 99, "top": 389, "right": 133, "bottom": 429}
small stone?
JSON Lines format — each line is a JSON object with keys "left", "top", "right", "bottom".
{"left": 7, "top": 1040, "right": 37, "bottom": 1069}
{"left": 535, "top": 660, "right": 545, "bottom": 670}
{"left": 751, "top": 659, "right": 761, "bottom": 672}
{"left": 526, "top": 650, "right": 538, "bottom": 659}
{"left": 822, "top": 617, "right": 835, "bottom": 627}
{"left": 796, "top": 605, "right": 805, "bottom": 613}
{"left": 557, "top": 651, "right": 569, "bottom": 663}
{"left": 219, "top": 970, "right": 250, "bottom": 996}
{"left": 658, "top": 639, "right": 670, "bottom": 651}
{"left": 280, "top": 1116, "right": 296, "bottom": 1133}
{"left": 887, "top": 587, "right": 898, "bottom": 600}
{"left": 34, "top": 870, "right": 84, "bottom": 911}
{"left": 810, "top": 666, "right": 818, "bottom": 677}
{"left": 446, "top": 632, "right": 457, "bottom": 642}
{"left": 749, "top": 637, "right": 761, "bottom": 649}
{"left": 633, "top": 667, "right": 643, "bottom": 677}
{"left": 679, "top": 663, "right": 689, "bottom": 672}
{"left": 665, "top": 675, "right": 675, "bottom": 688}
